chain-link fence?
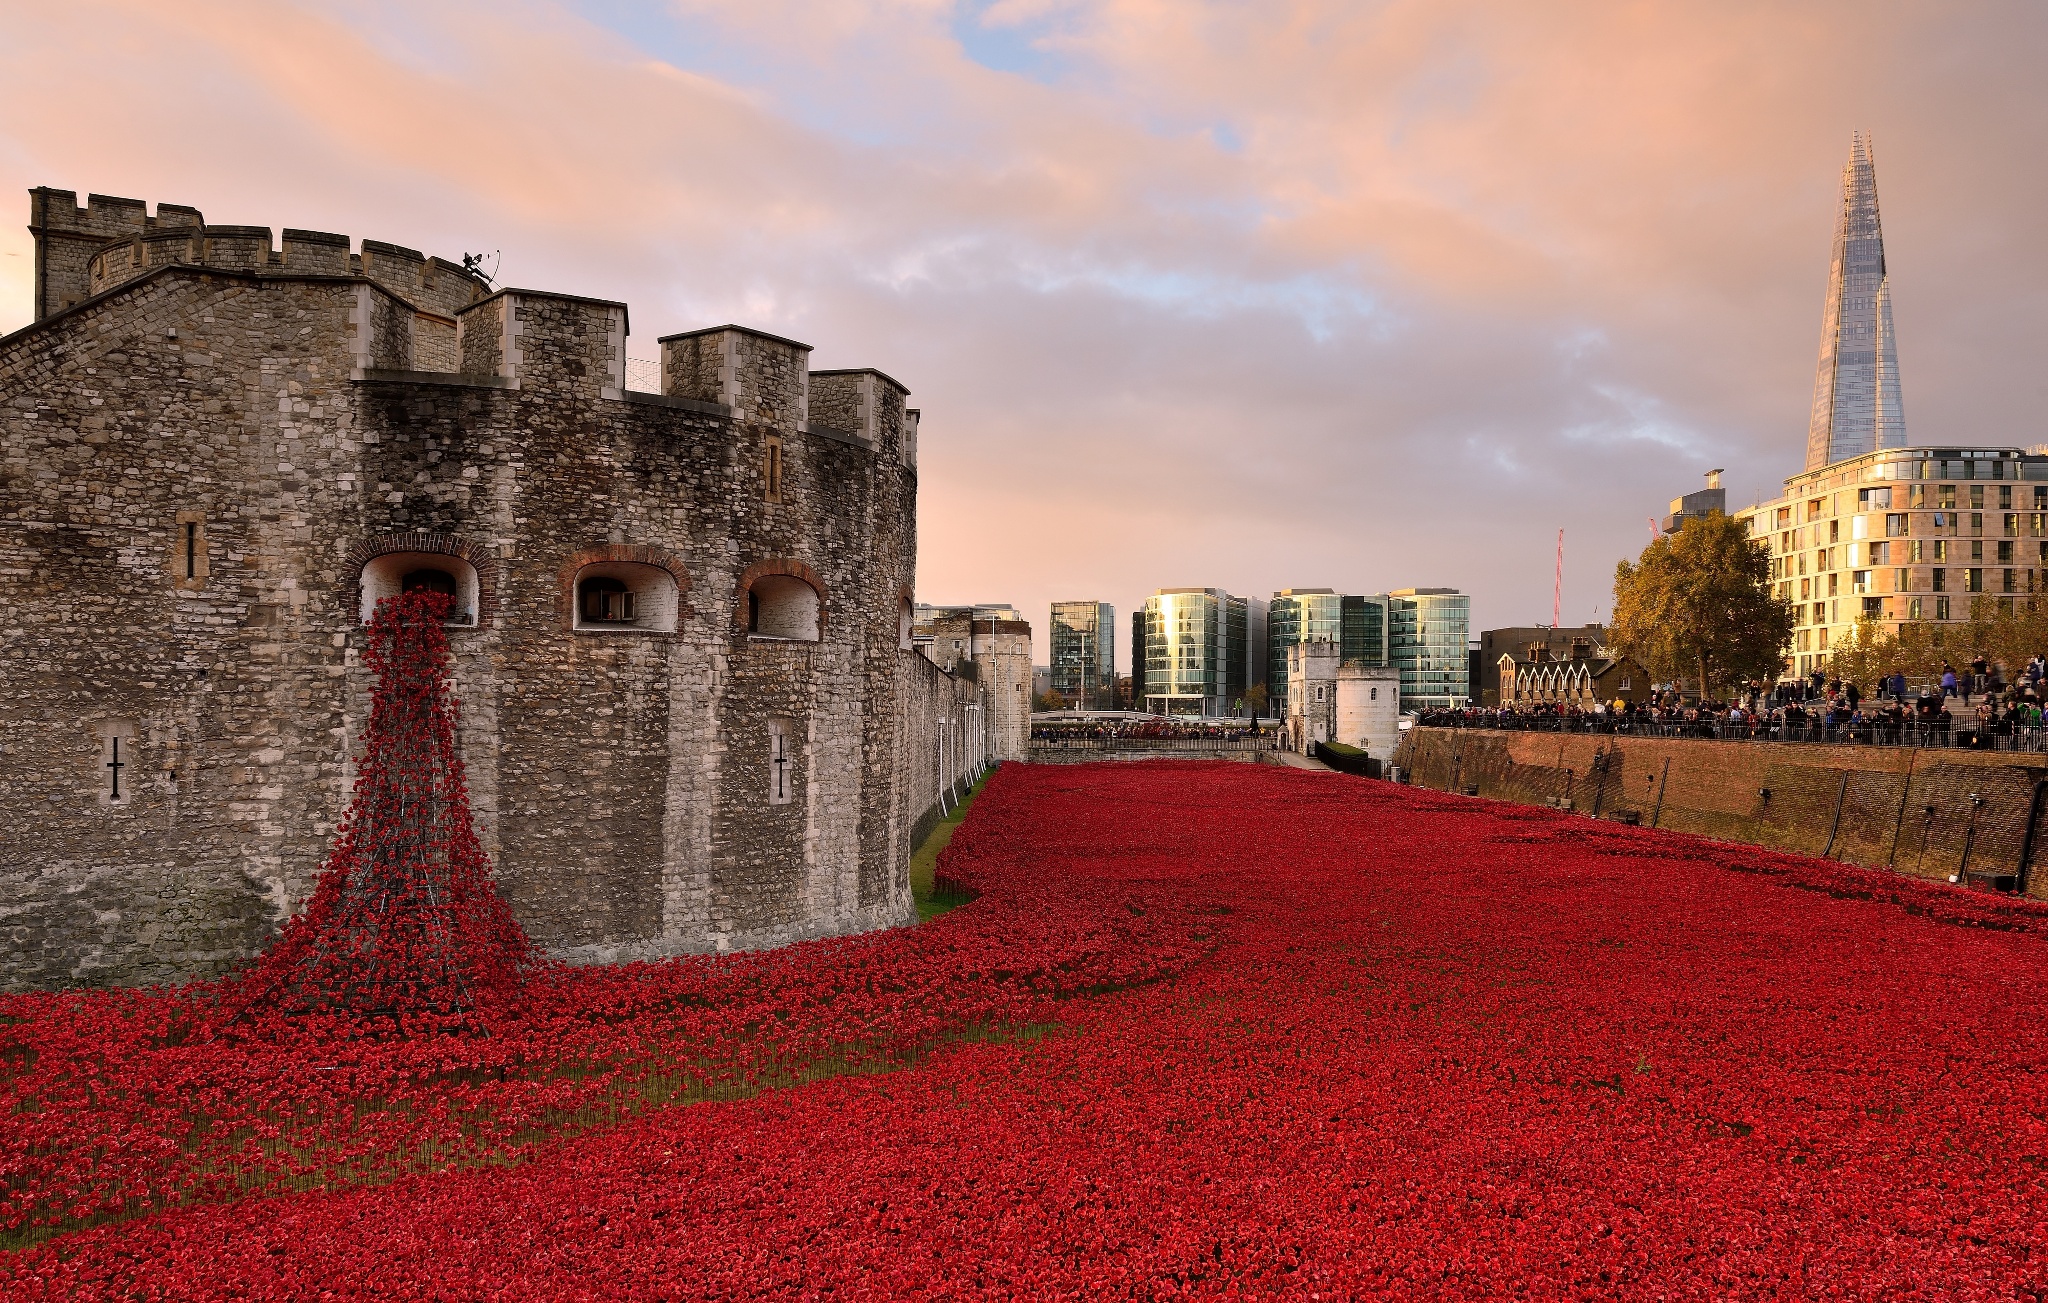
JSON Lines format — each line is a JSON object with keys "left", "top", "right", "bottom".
{"left": 1394, "top": 727, "right": 2048, "bottom": 894}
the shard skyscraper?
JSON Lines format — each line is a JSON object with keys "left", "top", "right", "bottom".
{"left": 1804, "top": 132, "right": 1906, "bottom": 472}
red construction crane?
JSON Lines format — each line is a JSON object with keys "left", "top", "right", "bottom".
{"left": 1552, "top": 529, "right": 1563, "bottom": 628}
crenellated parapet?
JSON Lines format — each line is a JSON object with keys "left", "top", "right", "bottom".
{"left": 29, "top": 189, "right": 201, "bottom": 319}
{"left": 659, "top": 326, "right": 811, "bottom": 431}
{"left": 811, "top": 369, "right": 915, "bottom": 466}
{"left": 32, "top": 190, "right": 490, "bottom": 335}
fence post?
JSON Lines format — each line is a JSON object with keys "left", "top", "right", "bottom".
{"left": 1957, "top": 793, "right": 1986, "bottom": 883}
{"left": 1650, "top": 757, "right": 1670, "bottom": 829}
{"left": 1821, "top": 769, "right": 1850, "bottom": 859}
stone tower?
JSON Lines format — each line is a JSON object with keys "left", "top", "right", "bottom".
{"left": 0, "top": 187, "right": 988, "bottom": 991}
{"left": 1805, "top": 132, "right": 1907, "bottom": 472}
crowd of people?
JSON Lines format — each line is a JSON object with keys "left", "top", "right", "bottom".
{"left": 1030, "top": 716, "right": 1275, "bottom": 743}
{"left": 1422, "top": 655, "right": 2048, "bottom": 749}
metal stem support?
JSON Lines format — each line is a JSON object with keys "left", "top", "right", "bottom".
{"left": 1887, "top": 750, "right": 1919, "bottom": 868}
{"left": 1822, "top": 769, "right": 1850, "bottom": 859}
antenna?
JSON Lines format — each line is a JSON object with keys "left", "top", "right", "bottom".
{"left": 1552, "top": 529, "right": 1563, "bottom": 628}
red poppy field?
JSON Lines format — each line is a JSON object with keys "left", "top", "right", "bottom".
{"left": 10, "top": 760, "right": 2048, "bottom": 1299}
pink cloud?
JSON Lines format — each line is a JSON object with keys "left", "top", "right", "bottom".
{"left": 3, "top": 0, "right": 2044, "bottom": 657}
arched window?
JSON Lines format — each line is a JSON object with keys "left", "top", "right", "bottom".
{"left": 580, "top": 575, "right": 635, "bottom": 624}
{"left": 404, "top": 568, "right": 456, "bottom": 597}
{"left": 898, "top": 597, "right": 914, "bottom": 651}
{"left": 359, "top": 552, "right": 479, "bottom": 625}
{"left": 564, "top": 554, "right": 683, "bottom": 634}
{"left": 747, "top": 574, "right": 820, "bottom": 641}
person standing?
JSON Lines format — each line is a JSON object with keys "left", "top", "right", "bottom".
{"left": 1942, "top": 663, "right": 1959, "bottom": 701}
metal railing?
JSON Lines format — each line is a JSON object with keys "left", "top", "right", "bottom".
{"left": 1028, "top": 735, "right": 1281, "bottom": 753}
{"left": 1414, "top": 714, "right": 2048, "bottom": 752}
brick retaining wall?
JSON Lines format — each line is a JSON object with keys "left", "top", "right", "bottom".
{"left": 1392, "top": 728, "right": 2048, "bottom": 895}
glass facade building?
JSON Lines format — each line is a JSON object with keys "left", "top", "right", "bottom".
{"left": 1389, "top": 588, "right": 1471, "bottom": 711}
{"left": 1143, "top": 589, "right": 1255, "bottom": 717}
{"left": 1340, "top": 595, "right": 1389, "bottom": 670}
{"left": 1268, "top": 590, "right": 1388, "bottom": 705}
{"left": 1806, "top": 133, "right": 1905, "bottom": 473}
{"left": 1048, "top": 600, "right": 1116, "bottom": 709}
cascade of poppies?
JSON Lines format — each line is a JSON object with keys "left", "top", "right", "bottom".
{"left": 239, "top": 589, "right": 533, "bottom": 1019}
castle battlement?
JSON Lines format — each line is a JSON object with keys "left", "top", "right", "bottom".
{"left": 15, "top": 186, "right": 920, "bottom": 465}
{"left": 0, "top": 182, "right": 1008, "bottom": 994}
{"left": 33, "top": 188, "right": 491, "bottom": 325}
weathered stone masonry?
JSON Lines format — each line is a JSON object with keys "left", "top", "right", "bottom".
{"left": 0, "top": 188, "right": 982, "bottom": 990}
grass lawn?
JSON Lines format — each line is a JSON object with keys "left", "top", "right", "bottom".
{"left": 910, "top": 766, "right": 990, "bottom": 921}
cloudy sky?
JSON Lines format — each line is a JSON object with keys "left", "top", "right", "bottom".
{"left": 3, "top": 1, "right": 2044, "bottom": 659}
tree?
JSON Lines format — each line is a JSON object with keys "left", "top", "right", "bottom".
{"left": 1824, "top": 617, "right": 1899, "bottom": 690}
{"left": 1244, "top": 684, "right": 1270, "bottom": 717}
{"left": 1034, "top": 687, "right": 1069, "bottom": 712}
{"left": 1610, "top": 513, "right": 1794, "bottom": 701}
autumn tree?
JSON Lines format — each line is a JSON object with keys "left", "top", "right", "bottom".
{"left": 1610, "top": 512, "right": 1794, "bottom": 701}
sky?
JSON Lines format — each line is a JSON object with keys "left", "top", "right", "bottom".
{"left": 3, "top": 0, "right": 2045, "bottom": 662}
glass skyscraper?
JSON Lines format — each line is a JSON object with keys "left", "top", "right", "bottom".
{"left": 1048, "top": 600, "right": 1115, "bottom": 709}
{"left": 1806, "top": 132, "right": 1905, "bottom": 472}
{"left": 1142, "top": 588, "right": 1257, "bottom": 717}
{"left": 1268, "top": 590, "right": 1388, "bottom": 704}
{"left": 1388, "top": 588, "right": 1470, "bottom": 711}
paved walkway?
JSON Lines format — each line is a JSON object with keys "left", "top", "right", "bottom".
{"left": 1263, "top": 749, "right": 1335, "bottom": 771}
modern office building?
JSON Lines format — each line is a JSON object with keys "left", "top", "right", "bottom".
{"left": 1663, "top": 470, "right": 1728, "bottom": 535}
{"left": 1048, "top": 601, "right": 1116, "bottom": 710}
{"left": 1734, "top": 135, "right": 2048, "bottom": 678}
{"left": 1140, "top": 588, "right": 1266, "bottom": 717}
{"left": 1388, "top": 588, "right": 1471, "bottom": 710}
{"left": 1268, "top": 590, "right": 1389, "bottom": 705}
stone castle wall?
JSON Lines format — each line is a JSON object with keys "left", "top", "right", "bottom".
{"left": 914, "top": 615, "right": 1032, "bottom": 762}
{"left": 0, "top": 189, "right": 985, "bottom": 991}
{"left": 1393, "top": 727, "right": 2048, "bottom": 893}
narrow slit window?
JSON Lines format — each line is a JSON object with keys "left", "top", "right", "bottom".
{"left": 97, "top": 721, "right": 137, "bottom": 806}
{"left": 767, "top": 718, "right": 794, "bottom": 805}
{"left": 764, "top": 436, "right": 783, "bottom": 503}
{"left": 171, "top": 511, "right": 208, "bottom": 589}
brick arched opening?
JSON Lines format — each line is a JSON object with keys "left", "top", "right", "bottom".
{"left": 557, "top": 543, "right": 692, "bottom": 633}
{"left": 344, "top": 531, "right": 498, "bottom": 628}
{"left": 735, "top": 558, "right": 830, "bottom": 639}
